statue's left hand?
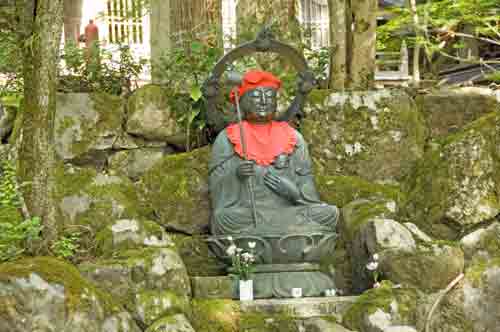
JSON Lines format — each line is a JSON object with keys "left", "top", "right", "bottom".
{"left": 264, "top": 172, "right": 301, "bottom": 203}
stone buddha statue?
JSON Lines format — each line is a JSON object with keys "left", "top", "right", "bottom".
{"left": 208, "top": 70, "right": 338, "bottom": 298}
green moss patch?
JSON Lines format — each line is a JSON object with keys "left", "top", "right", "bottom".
{"left": 343, "top": 281, "right": 417, "bottom": 331}
{"left": 317, "top": 174, "right": 404, "bottom": 208}
{"left": 140, "top": 147, "right": 210, "bottom": 234}
{"left": 0, "top": 256, "right": 121, "bottom": 314}
{"left": 173, "top": 234, "right": 226, "bottom": 276}
{"left": 191, "top": 299, "right": 240, "bottom": 332}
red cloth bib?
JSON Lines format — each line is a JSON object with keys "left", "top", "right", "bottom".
{"left": 226, "top": 121, "right": 297, "bottom": 166}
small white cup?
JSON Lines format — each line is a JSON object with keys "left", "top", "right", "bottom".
{"left": 291, "top": 288, "right": 302, "bottom": 298}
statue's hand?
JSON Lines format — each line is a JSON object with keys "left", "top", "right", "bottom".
{"left": 264, "top": 172, "right": 301, "bottom": 203}
{"left": 237, "top": 160, "right": 255, "bottom": 179}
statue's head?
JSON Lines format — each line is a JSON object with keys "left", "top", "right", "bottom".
{"left": 230, "top": 70, "right": 281, "bottom": 123}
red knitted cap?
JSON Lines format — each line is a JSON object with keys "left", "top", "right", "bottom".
{"left": 229, "top": 70, "right": 281, "bottom": 104}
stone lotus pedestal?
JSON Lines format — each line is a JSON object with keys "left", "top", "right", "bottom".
{"left": 207, "top": 232, "right": 336, "bottom": 299}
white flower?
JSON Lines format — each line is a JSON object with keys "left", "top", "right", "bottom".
{"left": 373, "top": 282, "right": 381, "bottom": 288}
{"left": 242, "top": 252, "right": 254, "bottom": 263}
{"left": 366, "top": 261, "right": 379, "bottom": 271}
{"left": 236, "top": 248, "right": 243, "bottom": 253}
{"left": 248, "top": 242, "right": 256, "bottom": 249}
{"left": 372, "top": 253, "right": 379, "bottom": 261}
{"left": 226, "top": 244, "right": 237, "bottom": 256}
{"left": 227, "top": 236, "right": 233, "bottom": 241}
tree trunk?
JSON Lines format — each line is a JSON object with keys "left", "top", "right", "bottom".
{"left": 328, "top": 0, "right": 348, "bottom": 90}
{"left": 16, "top": 0, "right": 63, "bottom": 251}
{"left": 170, "top": 0, "right": 222, "bottom": 46}
{"left": 150, "top": 0, "right": 171, "bottom": 84}
{"left": 349, "top": 0, "right": 377, "bottom": 89}
{"left": 63, "top": 0, "right": 83, "bottom": 44}
{"left": 327, "top": 0, "right": 377, "bottom": 90}
{"left": 236, "top": 0, "right": 300, "bottom": 43}
{"left": 408, "top": 0, "right": 420, "bottom": 85}
{"left": 150, "top": 0, "right": 222, "bottom": 83}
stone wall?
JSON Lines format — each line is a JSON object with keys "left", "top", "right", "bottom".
{"left": 1, "top": 86, "right": 500, "bottom": 332}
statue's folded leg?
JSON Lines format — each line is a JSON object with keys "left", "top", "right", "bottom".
{"left": 302, "top": 204, "right": 339, "bottom": 229}
{"left": 211, "top": 207, "right": 255, "bottom": 235}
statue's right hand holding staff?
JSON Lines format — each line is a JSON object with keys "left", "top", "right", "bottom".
{"left": 237, "top": 160, "right": 255, "bottom": 179}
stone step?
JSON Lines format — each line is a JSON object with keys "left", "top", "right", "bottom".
{"left": 240, "top": 296, "right": 358, "bottom": 320}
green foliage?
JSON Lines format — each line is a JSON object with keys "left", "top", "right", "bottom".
{"left": 51, "top": 232, "right": 81, "bottom": 261}
{"left": 154, "top": 29, "right": 223, "bottom": 147}
{"left": 0, "top": 160, "right": 42, "bottom": 262}
{"left": 377, "top": 0, "right": 500, "bottom": 62}
{"left": 0, "top": 160, "right": 19, "bottom": 207}
{"left": 0, "top": 29, "right": 23, "bottom": 96}
{"left": 486, "top": 71, "right": 500, "bottom": 83}
{"left": 59, "top": 41, "right": 148, "bottom": 95}
{"left": 0, "top": 217, "right": 42, "bottom": 262}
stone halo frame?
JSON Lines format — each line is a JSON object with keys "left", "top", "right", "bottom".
{"left": 202, "top": 27, "right": 318, "bottom": 133}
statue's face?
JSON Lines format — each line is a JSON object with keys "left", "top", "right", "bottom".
{"left": 240, "top": 87, "right": 277, "bottom": 123}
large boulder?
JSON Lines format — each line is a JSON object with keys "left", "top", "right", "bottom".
{"left": 79, "top": 248, "right": 191, "bottom": 327}
{"left": 140, "top": 147, "right": 210, "bottom": 234}
{"left": 351, "top": 217, "right": 416, "bottom": 292}
{"left": 460, "top": 222, "right": 500, "bottom": 266}
{"left": 416, "top": 87, "right": 500, "bottom": 139}
{"left": 108, "top": 147, "right": 173, "bottom": 181}
{"left": 126, "top": 85, "right": 181, "bottom": 142}
{"left": 145, "top": 314, "right": 195, "bottom": 332}
{"left": 342, "top": 282, "right": 418, "bottom": 332}
{"left": 404, "top": 112, "right": 500, "bottom": 239}
{"left": 303, "top": 89, "right": 426, "bottom": 183}
{"left": 95, "top": 218, "right": 173, "bottom": 256}
{"left": 417, "top": 258, "right": 500, "bottom": 332}
{"left": 0, "top": 257, "right": 141, "bottom": 332}
{"left": 338, "top": 198, "right": 400, "bottom": 293}
{"left": 55, "top": 93, "right": 124, "bottom": 165}
{"left": 379, "top": 243, "right": 464, "bottom": 292}
{"left": 55, "top": 166, "right": 152, "bottom": 244}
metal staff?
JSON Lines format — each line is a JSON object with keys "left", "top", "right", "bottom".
{"left": 233, "top": 87, "right": 258, "bottom": 228}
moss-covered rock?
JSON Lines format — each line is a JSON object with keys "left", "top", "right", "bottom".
{"left": 403, "top": 112, "right": 500, "bottom": 239}
{"left": 240, "top": 312, "right": 301, "bottom": 332}
{"left": 56, "top": 166, "right": 152, "bottom": 247}
{"left": 303, "top": 89, "right": 426, "bottom": 183}
{"left": 338, "top": 199, "right": 399, "bottom": 293}
{"left": 145, "top": 314, "right": 195, "bottom": 332}
{"left": 108, "top": 148, "right": 173, "bottom": 181}
{"left": 95, "top": 218, "right": 173, "bottom": 256}
{"left": 460, "top": 222, "right": 500, "bottom": 265}
{"left": 191, "top": 299, "right": 240, "bottom": 332}
{"left": 79, "top": 247, "right": 191, "bottom": 299}
{"left": 0, "top": 103, "right": 16, "bottom": 142}
{"left": 172, "top": 234, "right": 226, "bottom": 277}
{"left": 379, "top": 242, "right": 464, "bottom": 292}
{"left": 342, "top": 282, "right": 418, "bottom": 332}
{"left": 140, "top": 147, "right": 210, "bottom": 234}
{"left": 55, "top": 93, "right": 124, "bottom": 165}
{"left": 79, "top": 247, "right": 191, "bottom": 327}
{"left": 417, "top": 258, "right": 500, "bottom": 332}
{"left": 126, "top": 85, "right": 180, "bottom": 141}
{"left": 301, "top": 318, "right": 354, "bottom": 332}
{"left": 135, "top": 291, "right": 191, "bottom": 327}
{"left": 190, "top": 276, "right": 235, "bottom": 299}
{"left": 0, "top": 256, "right": 141, "bottom": 332}
{"left": 352, "top": 217, "right": 416, "bottom": 293}
{"left": 415, "top": 87, "right": 500, "bottom": 139}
